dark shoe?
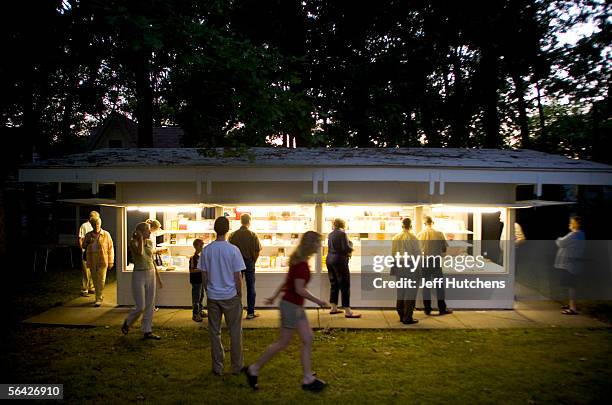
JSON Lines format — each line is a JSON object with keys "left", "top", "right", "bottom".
{"left": 246, "top": 313, "right": 260, "bottom": 320}
{"left": 193, "top": 314, "right": 203, "bottom": 322}
{"left": 424, "top": 309, "right": 432, "bottom": 315}
{"left": 213, "top": 370, "right": 223, "bottom": 377}
{"left": 562, "top": 309, "right": 579, "bottom": 315}
{"left": 302, "top": 378, "right": 327, "bottom": 392}
{"left": 121, "top": 321, "right": 129, "bottom": 335}
{"left": 402, "top": 319, "right": 419, "bottom": 325}
{"left": 242, "top": 366, "right": 258, "bottom": 390}
{"left": 143, "top": 332, "right": 161, "bottom": 340}
{"left": 439, "top": 309, "right": 454, "bottom": 315}
{"left": 88, "top": 289, "right": 96, "bottom": 294}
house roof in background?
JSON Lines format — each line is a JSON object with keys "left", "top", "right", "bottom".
{"left": 23, "top": 147, "right": 612, "bottom": 171}
{"left": 88, "top": 112, "right": 183, "bottom": 149}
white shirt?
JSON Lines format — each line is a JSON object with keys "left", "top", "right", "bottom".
{"left": 79, "top": 222, "right": 93, "bottom": 250}
{"left": 198, "top": 240, "right": 246, "bottom": 300}
{"left": 79, "top": 221, "right": 93, "bottom": 238}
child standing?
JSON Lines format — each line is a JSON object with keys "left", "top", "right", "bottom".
{"left": 190, "top": 239, "right": 207, "bottom": 322}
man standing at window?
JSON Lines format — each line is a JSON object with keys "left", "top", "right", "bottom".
{"left": 229, "top": 213, "right": 262, "bottom": 319}
{"left": 418, "top": 216, "right": 453, "bottom": 316}
{"left": 199, "top": 216, "right": 245, "bottom": 376}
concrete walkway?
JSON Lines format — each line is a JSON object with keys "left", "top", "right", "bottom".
{"left": 24, "top": 282, "right": 609, "bottom": 330}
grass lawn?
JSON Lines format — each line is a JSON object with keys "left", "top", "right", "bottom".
{"left": 1, "top": 266, "right": 611, "bottom": 404}
{"left": 2, "top": 325, "right": 611, "bottom": 404}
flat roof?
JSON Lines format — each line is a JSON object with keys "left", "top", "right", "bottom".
{"left": 22, "top": 147, "right": 612, "bottom": 171}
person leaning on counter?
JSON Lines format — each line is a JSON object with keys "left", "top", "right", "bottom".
{"left": 229, "top": 213, "right": 262, "bottom": 319}
{"left": 417, "top": 216, "right": 453, "bottom": 316}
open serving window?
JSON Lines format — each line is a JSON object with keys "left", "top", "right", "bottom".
{"left": 125, "top": 204, "right": 316, "bottom": 273}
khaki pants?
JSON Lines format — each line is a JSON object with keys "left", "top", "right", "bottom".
{"left": 89, "top": 256, "right": 108, "bottom": 302}
{"left": 81, "top": 258, "right": 94, "bottom": 293}
{"left": 207, "top": 295, "right": 243, "bottom": 374}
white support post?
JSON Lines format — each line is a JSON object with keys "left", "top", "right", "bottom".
{"left": 506, "top": 208, "right": 516, "bottom": 281}
{"left": 473, "top": 211, "right": 482, "bottom": 257}
{"left": 322, "top": 170, "right": 328, "bottom": 194}
{"left": 429, "top": 172, "right": 435, "bottom": 195}
{"left": 116, "top": 206, "right": 128, "bottom": 305}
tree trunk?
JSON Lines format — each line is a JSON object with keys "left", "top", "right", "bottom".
{"left": 511, "top": 72, "right": 530, "bottom": 149}
{"left": 134, "top": 49, "right": 153, "bottom": 148}
{"left": 481, "top": 46, "right": 500, "bottom": 148}
{"left": 535, "top": 80, "right": 546, "bottom": 150}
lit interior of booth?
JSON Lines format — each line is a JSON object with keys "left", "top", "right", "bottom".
{"left": 125, "top": 203, "right": 508, "bottom": 275}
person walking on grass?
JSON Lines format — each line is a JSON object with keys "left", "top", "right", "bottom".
{"left": 198, "top": 216, "right": 245, "bottom": 376}
{"left": 82, "top": 216, "right": 114, "bottom": 307}
{"left": 243, "top": 231, "right": 328, "bottom": 392}
{"left": 229, "top": 213, "right": 262, "bottom": 319}
{"left": 121, "top": 222, "right": 163, "bottom": 340}
{"left": 189, "top": 238, "right": 207, "bottom": 322}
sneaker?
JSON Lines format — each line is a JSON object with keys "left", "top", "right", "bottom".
{"left": 121, "top": 321, "right": 129, "bottom": 335}
{"left": 200, "top": 311, "right": 208, "bottom": 318}
{"left": 302, "top": 378, "right": 327, "bottom": 392}
{"left": 246, "top": 313, "right": 260, "bottom": 320}
{"left": 93, "top": 301, "right": 102, "bottom": 307}
{"left": 154, "top": 307, "right": 160, "bottom": 312}
{"left": 88, "top": 289, "right": 96, "bottom": 294}
{"left": 80, "top": 291, "right": 89, "bottom": 297}
{"left": 242, "top": 366, "right": 258, "bottom": 390}
{"left": 192, "top": 314, "right": 203, "bottom": 322}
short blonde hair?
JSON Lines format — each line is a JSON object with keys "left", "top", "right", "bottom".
{"left": 240, "top": 213, "right": 251, "bottom": 226}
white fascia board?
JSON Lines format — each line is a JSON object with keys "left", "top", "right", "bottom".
{"left": 18, "top": 166, "right": 612, "bottom": 185}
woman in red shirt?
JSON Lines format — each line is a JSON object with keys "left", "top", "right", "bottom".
{"left": 243, "top": 231, "right": 328, "bottom": 392}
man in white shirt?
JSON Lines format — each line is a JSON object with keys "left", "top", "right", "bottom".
{"left": 77, "top": 211, "right": 99, "bottom": 297}
{"left": 198, "top": 216, "right": 245, "bottom": 375}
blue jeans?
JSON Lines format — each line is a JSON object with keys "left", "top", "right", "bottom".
{"left": 191, "top": 283, "right": 205, "bottom": 315}
{"left": 242, "top": 258, "right": 256, "bottom": 315}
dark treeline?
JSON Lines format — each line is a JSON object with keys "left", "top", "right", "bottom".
{"left": 1, "top": 0, "right": 609, "bottom": 162}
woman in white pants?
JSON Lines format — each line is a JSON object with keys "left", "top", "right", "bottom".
{"left": 122, "top": 222, "right": 163, "bottom": 340}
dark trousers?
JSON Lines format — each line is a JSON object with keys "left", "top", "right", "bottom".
{"left": 242, "top": 258, "right": 256, "bottom": 315}
{"left": 327, "top": 255, "right": 351, "bottom": 308}
{"left": 396, "top": 269, "right": 420, "bottom": 322}
{"left": 422, "top": 266, "right": 447, "bottom": 312}
{"left": 191, "top": 283, "right": 205, "bottom": 315}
